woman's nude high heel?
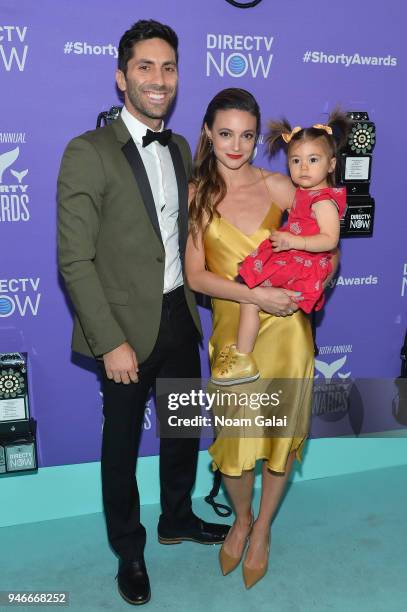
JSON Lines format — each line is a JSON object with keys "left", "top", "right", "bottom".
{"left": 219, "top": 513, "right": 253, "bottom": 576}
{"left": 242, "top": 536, "right": 270, "bottom": 589}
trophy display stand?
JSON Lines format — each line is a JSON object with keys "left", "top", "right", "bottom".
{"left": 337, "top": 112, "right": 376, "bottom": 237}
{"left": 0, "top": 353, "right": 38, "bottom": 475}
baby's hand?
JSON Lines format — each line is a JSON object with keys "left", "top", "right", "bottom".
{"left": 270, "top": 230, "right": 292, "bottom": 252}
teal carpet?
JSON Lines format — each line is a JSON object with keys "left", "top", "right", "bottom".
{"left": 1, "top": 464, "right": 406, "bottom": 611}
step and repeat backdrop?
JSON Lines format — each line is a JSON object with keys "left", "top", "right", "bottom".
{"left": 1, "top": 0, "right": 406, "bottom": 469}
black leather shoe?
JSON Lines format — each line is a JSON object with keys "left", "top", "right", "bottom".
{"left": 158, "top": 518, "right": 230, "bottom": 545}
{"left": 117, "top": 558, "right": 151, "bottom": 606}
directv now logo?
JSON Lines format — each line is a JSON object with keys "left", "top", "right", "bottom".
{"left": 0, "top": 278, "right": 41, "bottom": 317}
{"left": 349, "top": 212, "right": 371, "bottom": 230}
{"left": 206, "top": 34, "right": 274, "bottom": 78}
{"left": 0, "top": 26, "right": 28, "bottom": 72}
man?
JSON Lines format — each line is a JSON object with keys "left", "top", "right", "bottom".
{"left": 57, "top": 20, "right": 229, "bottom": 606}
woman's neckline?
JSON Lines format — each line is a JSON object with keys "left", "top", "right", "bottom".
{"left": 217, "top": 167, "right": 280, "bottom": 238}
{"left": 218, "top": 203, "right": 279, "bottom": 238}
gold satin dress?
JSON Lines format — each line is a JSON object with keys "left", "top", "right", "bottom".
{"left": 205, "top": 201, "right": 314, "bottom": 476}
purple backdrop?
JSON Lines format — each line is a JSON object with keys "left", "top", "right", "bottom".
{"left": 1, "top": 0, "right": 405, "bottom": 468}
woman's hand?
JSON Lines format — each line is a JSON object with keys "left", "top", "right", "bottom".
{"left": 252, "top": 286, "right": 302, "bottom": 316}
{"left": 186, "top": 231, "right": 301, "bottom": 316}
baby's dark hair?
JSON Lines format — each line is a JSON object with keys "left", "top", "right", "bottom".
{"left": 266, "top": 108, "right": 350, "bottom": 186}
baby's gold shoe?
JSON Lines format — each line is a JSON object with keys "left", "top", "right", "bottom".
{"left": 211, "top": 345, "right": 259, "bottom": 386}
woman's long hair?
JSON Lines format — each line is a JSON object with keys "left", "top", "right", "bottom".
{"left": 189, "top": 88, "right": 261, "bottom": 244}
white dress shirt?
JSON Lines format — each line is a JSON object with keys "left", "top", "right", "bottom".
{"left": 121, "top": 106, "right": 183, "bottom": 293}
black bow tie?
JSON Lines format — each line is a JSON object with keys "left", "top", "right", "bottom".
{"left": 142, "top": 128, "right": 172, "bottom": 148}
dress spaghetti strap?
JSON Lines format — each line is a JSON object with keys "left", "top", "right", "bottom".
{"left": 259, "top": 167, "right": 273, "bottom": 203}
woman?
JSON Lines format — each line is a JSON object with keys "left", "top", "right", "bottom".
{"left": 186, "top": 88, "right": 338, "bottom": 588}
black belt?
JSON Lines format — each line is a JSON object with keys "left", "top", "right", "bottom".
{"left": 162, "top": 285, "right": 184, "bottom": 305}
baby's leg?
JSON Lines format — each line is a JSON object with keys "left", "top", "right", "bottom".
{"left": 211, "top": 302, "right": 260, "bottom": 385}
{"left": 237, "top": 303, "right": 260, "bottom": 354}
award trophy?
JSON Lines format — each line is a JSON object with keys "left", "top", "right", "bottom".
{"left": 96, "top": 105, "right": 122, "bottom": 128}
{"left": 0, "top": 352, "right": 37, "bottom": 474}
{"left": 337, "top": 112, "right": 376, "bottom": 237}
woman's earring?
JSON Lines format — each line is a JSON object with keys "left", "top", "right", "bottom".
{"left": 249, "top": 145, "right": 257, "bottom": 163}
{"left": 208, "top": 139, "right": 213, "bottom": 152}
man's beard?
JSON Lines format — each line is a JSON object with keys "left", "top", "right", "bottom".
{"left": 126, "top": 81, "right": 176, "bottom": 121}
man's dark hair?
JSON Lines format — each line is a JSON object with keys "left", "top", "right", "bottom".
{"left": 118, "top": 19, "right": 179, "bottom": 74}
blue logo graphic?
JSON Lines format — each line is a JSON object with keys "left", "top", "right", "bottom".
{"left": 0, "top": 296, "right": 14, "bottom": 316}
{"left": 227, "top": 53, "right": 248, "bottom": 76}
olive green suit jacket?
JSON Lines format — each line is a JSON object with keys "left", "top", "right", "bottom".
{"left": 57, "top": 115, "right": 202, "bottom": 361}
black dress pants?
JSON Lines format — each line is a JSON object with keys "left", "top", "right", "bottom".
{"left": 100, "top": 286, "right": 201, "bottom": 561}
